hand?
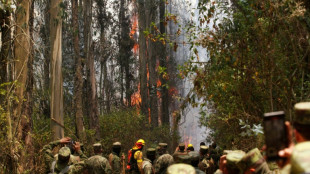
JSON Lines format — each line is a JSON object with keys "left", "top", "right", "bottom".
{"left": 219, "top": 155, "right": 227, "bottom": 173}
{"left": 278, "top": 121, "right": 294, "bottom": 168}
{"left": 74, "top": 141, "right": 81, "bottom": 152}
{"left": 60, "top": 137, "right": 71, "bottom": 144}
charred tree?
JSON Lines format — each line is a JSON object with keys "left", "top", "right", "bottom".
{"left": 72, "top": 0, "right": 85, "bottom": 140}
{"left": 159, "top": 0, "right": 169, "bottom": 125}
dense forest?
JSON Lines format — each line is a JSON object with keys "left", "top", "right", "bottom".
{"left": 0, "top": 0, "right": 310, "bottom": 173}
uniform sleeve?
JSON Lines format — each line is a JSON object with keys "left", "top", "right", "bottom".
{"left": 112, "top": 156, "right": 121, "bottom": 174}
{"left": 134, "top": 151, "right": 143, "bottom": 172}
{"left": 143, "top": 164, "right": 153, "bottom": 174}
{"left": 42, "top": 140, "right": 61, "bottom": 167}
{"left": 154, "top": 158, "right": 161, "bottom": 173}
{"left": 77, "top": 150, "right": 88, "bottom": 161}
{"left": 105, "top": 159, "right": 113, "bottom": 174}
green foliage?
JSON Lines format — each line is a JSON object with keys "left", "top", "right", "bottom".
{"left": 98, "top": 109, "right": 177, "bottom": 156}
{"left": 183, "top": 0, "right": 310, "bottom": 150}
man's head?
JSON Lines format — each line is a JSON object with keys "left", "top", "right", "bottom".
{"left": 237, "top": 148, "right": 270, "bottom": 174}
{"left": 188, "top": 151, "right": 200, "bottom": 167}
{"left": 136, "top": 139, "right": 145, "bottom": 150}
{"left": 178, "top": 143, "right": 185, "bottom": 152}
{"left": 158, "top": 143, "right": 168, "bottom": 155}
{"left": 146, "top": 148, "right": 156, "bottom": 162}
{"left": 294, "top": 102, "right": 310, "bottom": 142}
{"left": 199, "top": 145, "right": 209, "bottom": 156}
{"left": 93, "top": 143, "right": 103, "bottom": 155}
{"left": 200, "top": 142, "right": 206, "bottom": 146}
{"left": 187, "top": 144, "right": 194, "bottom": 152}
{"left": 224, "top": 150, "right": 245, "bottom": 174}
{"left": 167, "top": 164, "right": 195, "bottom": 174}
{"left": 112, "top": 142, "right": 121, "bottom": 155}
{"left": 58, "top": 147, "right": 71, "bottom": 163}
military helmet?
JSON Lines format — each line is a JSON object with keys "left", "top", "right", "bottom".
{"left": 175, "top": 154, "right": 191, "bottom": 164}
{"left": 93, "top": 143, "right": 102, "bottom": 148}
{"left": 59, "top": 147, "right": 71, "bottom": 158}
{"left": 237, "top": 148, "right": 267, "bottom": 172}
{"left": 188, "top": 151, "right": 200, "bottom": 161}
{"left": 159, "top": 143, "right": 168, "bottom": 149}
{"left": 291, "top": 142, "right": 310, "bottom": 174}
{"left": 226, "top": 150, "right": 246, "bottom": 170}
{"left": 294, "top": 102, "right": 310, "bottom": 125}
{"left": 146, "top": 148, "right": 156, "bottom": 156}
{"left": 200, "top": 145, "right": 209, "bottom": 155}
{"left": 167, "top": 163, "right": 196, "bottom": 174}
{"left": 113, "top": 142, "right": 121, "bottom": 147}
{"left": 178, "top": 143, "right": 185, "bottom": 148}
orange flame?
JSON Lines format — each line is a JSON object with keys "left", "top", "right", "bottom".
{"left": 130, "top": 14, "right": 138, "bottom": 39}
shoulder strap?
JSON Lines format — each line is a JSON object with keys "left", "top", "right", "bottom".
{"left": 50, "top": 160, "right": 56, "bottom": 174}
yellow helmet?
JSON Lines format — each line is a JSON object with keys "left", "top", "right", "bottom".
{"left": 137, "top": 139, "right": 145, "bottom": 146}
{"left": 188, "top": 144, "right": 193, "bottom": 148}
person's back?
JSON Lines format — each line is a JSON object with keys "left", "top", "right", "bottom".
{"left": 85, "top": 155, "right": 112, "bottom": 174}
{"left": 108, "top": 142, "right": 122, "bottom": 174}
{"left": 154, "top": 153, "right": 174, "bottom": 174}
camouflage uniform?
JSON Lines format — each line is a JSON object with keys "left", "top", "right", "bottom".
{"left": 142, "top": 148, "right": 156, "bottom": 174}
{"left": 237, "top": 148, "right": 271, "bottom": 174}
{"left": 109, "top": 142, "right": 122, "bottom": 174}
{"left": 43, "top": 140, "right": 86, "bottom": 174}
{"left": 198, "top": 145, "right": 215, "bottom": 174}
{"left": 172, "top": 143, "right": 189, "bottom": 164}
{"left": 188, "top": 151, "right": 205, "bottom": 174}
{"left": 154, "top": 153, "right": 174, "bottom": 174}
{"left": 70, "top": 155, "right": 112, "bottom": 174}
{"left": 166, "top": 164, "right": 195, "bottom": 174}
{"left": 281, "top": 141, "right": 310, "bottom": 174}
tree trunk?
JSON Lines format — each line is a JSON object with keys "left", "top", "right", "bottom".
{"left": 138, "top": 0, "right": 149, "bottom": 118}
{"left": 146, "top": 0, "right": 158, "bottom": 127}
{"left": 43, "top": 0, "right": 51, "bottom": 118}
{"left": 14, "top": 0, "right": 31, "bottom": 172}
{"left": 159, "top": 0, "right": 169, "bottom": 125}
{"left": 0, "top": 6, "right": 11, "bottom": 85}
{"left": 72, "top": 0, "right": 85, "bottom": 141}
{"left": 50, "top": 0, "right": 64, "bottom": 140}
{"left": 84, "top": 0, "right": 101, "bottom": 139}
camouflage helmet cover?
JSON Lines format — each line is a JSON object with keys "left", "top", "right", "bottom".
{"left": 58, "top": 147, "right": 71, "bottom": 158}
{"left": 237, "top": 148, "right": 266, "bottom": 171}
{"left": 167, "top": 163, "right": 196, "bottom": 174}
{"left": 226, "top": 150, "right": 246, "bottom": 169}
{"left": 294, "top": 102, "right": 310, "bottom": 125}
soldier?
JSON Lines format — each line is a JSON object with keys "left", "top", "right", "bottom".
{"left": 288, "top": 142, "right": 310, "bottom": 174}
{"left": 279, "top": 102, "right": 310, "bottom": 172}
{"left": 172, "top": 143, "right": 188, "bottom": 162}
{"left": 188, "top": 151, "right": 205, "bottom": 174}
{"left": 142, "top": 148, "right": 156, "bottom": 174}
{"left": 237, "top": 148, "right": 271, "bottom": 174}
{"left": 108, "top": 142, "right": 122, "bottom": 174}
{"left": 158, "top": 143, "right": 168, "bottom": 156}
{"left": 198, "top": 145, "right": 215, "bottom": 174}
{"left": 166, "top": 164, "right": 196, "bottom": 174}
{"left": 187, "top": 144, "right": 194, "bottom": 152}
{"left": 214, "top": 150, "right": 245, "bottom": 174}
{"left": 70, "top": 143, "right": 112, "bottom": 174}
{"left": 154, "top": 147, "right": 174, "bottom": 174}
{"left": 127, "top": 139, "right": 145, "bottom": 174}
{"left": 43, "top": 137, "right": 86, "bottom": 174}
{"left": 209, "top": 142, "right": 220, "bottom": 170}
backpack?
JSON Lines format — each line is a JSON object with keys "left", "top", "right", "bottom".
{"left": 127, "top": 148, "right": 139, "bottom": 171}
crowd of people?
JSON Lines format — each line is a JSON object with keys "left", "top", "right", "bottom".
{"left": 43, "top": 102, "right": 310, "bottom": 174}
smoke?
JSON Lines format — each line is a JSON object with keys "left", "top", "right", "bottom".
{"left": 167, "top": 0, "right": 210, "bottom": 150}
